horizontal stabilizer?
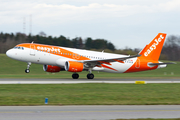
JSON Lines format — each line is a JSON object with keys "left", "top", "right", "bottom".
{"left": 149, "top": 62, "right": 176, "bottom": 65}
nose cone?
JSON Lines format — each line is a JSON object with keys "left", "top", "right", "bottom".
{"left": 6, "top": 49, "right": 14, "bottom": 58}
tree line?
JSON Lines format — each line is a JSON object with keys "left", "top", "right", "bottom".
{"left": 0, "top": 32, "right": 180, "bottom": 61}
{"left": 0, "top": 32, "right": 115, "bottom": 52}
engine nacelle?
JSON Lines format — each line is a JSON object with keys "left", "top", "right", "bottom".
{"left": 65, "top": 61, "right": 84, "bottom": 72}
{"left": 43, "top": 65, "right": 61, "bottom": 72}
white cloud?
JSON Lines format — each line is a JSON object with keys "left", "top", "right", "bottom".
{"left": 1, "top": 0, "right": 180, "bottom": 26}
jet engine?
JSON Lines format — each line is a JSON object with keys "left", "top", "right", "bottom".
{"left": 43, "top": 65, "right": 61, "bottom": 72}
{"left": 65, "top": 61, "right": 84, "bottom": 72}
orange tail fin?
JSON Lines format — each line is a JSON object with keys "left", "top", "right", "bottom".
{"left": 139, "top": 33, "right": 167, "bottom": 61}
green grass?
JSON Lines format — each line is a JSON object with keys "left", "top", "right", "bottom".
{"left": 1, "top": 54, "right": 180, "bottom": 106}
{"left": 0, "top": 83, "right": 180, "bottom": 105}
{"left": 0, "top": 54, "right": 180, "bottom": 78}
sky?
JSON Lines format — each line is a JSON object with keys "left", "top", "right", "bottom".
{"left": 1, "top": 0, "right": 180, "bottom": 49}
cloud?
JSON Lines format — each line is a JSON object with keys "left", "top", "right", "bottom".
{"left": 1, "top": 0, "right": 180, "bottom": 26}
{"left": 1, "top": 0, "right": 180, "bottom": 48}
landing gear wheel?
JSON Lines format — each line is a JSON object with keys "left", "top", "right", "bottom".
{"left": 25, "top": 69, "right": 30, "bottom": 73}
{"left": 87, "top": 73, "right": 94, "bottom": 79}
{"left": 72, "top": 73, "right": 79, "bottom": 79}
{"left": 25, "top": 62, "right": 31, "bottom": 73}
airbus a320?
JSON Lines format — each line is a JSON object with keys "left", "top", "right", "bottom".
{"left": 6, "top": 33, "right": 173, "bottom": 79}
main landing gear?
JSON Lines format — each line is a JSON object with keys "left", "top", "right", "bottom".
{"left": 72, "top": 73, "right": 79, "bottom": 79}
{"left": 25, "top": 62, "right": 31, "bottom": 73}
{"left": 87, "top": 68, "right": 94, "bottom": 79}
{"left": 87, "top": 73, "right": 94, "bottom": 79}
{"left": 72, "top": 68, "right": 94, "bottom": 79}
{"left": 71, "top": 73, "right": 94, "bottom": 79}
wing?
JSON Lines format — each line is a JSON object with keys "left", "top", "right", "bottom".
{"left": 78, "top": 54, "right": 141, "bottom": 67}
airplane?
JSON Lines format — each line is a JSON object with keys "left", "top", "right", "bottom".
{"left": 6, "top": 33, "right": 174, "bottom": 79}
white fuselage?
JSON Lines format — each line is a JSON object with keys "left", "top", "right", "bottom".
{"left": 5, "top": 33, "right": 169, "bottom": 79}
{"left": 6, "top": 45, "right": 137, "bottom": 73}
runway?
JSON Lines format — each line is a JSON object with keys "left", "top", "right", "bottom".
{"left": 0, "top": 78, "right": 180, "bottom": 84}
{"left": 0, "top": 79, "right": 180, "bottom": 119}
{"left": 1, "top": 105, "right": 180, "bottom": 120}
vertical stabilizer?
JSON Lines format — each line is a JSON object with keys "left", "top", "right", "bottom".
{"left": 139, "top": 33, "right": 166, "bottom": 61}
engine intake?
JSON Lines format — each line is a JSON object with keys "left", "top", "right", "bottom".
{"left": 43, "top": 65, "right": 61, "bottom": 72}
{"left": 65, "top": 61, "right": 84, "bottom": 72}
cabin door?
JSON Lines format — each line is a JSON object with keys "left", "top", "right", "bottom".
{"left": 30, "top": 45, "right": 36, "bottom": 56}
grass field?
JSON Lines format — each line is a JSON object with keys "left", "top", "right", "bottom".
{"left": 0, "top": 83, "right": 180, "bottom": 105}
{"left": 1, "top": 54, "right": 180, "bottom": 106}
{"left": 0, "top": 54, "right": 180, "bottom": 78}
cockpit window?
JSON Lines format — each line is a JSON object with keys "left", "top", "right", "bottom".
{"left": 14, "top": 46, "right": 24, "bottom": 50}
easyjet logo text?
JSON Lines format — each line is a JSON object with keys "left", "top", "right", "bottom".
{"left": 144, "top": 35, "right": 164, "bottom": 57}
{"left": 37, "top": 46, "right": 61, "bottom": 52}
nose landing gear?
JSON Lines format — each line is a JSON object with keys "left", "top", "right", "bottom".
{"left": 25, "top": 69, "right": 30, "bottom": 73}
{"left": 25, "top": 62, "right": 31, "bottom": 73}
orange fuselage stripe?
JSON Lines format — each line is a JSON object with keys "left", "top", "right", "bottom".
{"left": 17, "top": 43, "right": 90, "bottom": 61}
